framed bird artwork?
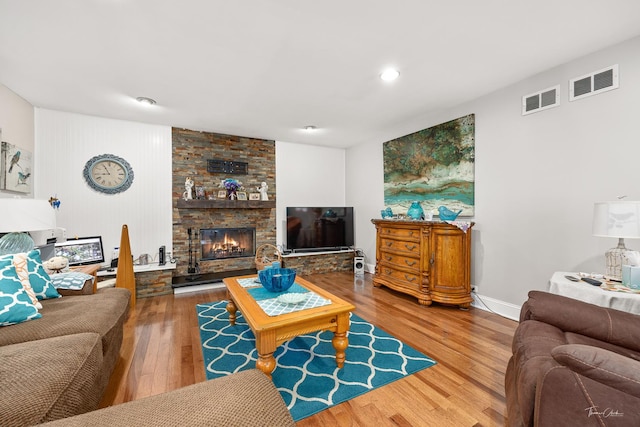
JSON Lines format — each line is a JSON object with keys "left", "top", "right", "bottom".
{"left": 1, "top": 141, "right": 33, "bottom": 194}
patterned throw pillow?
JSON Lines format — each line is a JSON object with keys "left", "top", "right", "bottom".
{"left": 0, "top": 256, "right": 42, "bottom": 326}
{"left": 17, "top": 250, "right": 60, "bottom": 300}
{"left": 4, "top": 253, "right": 43, "bottom": 309}
{"left": 50, "top": 272, "right": 94, "bottom": 290}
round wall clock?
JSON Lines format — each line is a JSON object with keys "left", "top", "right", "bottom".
{"left": 83, "top": 154, "right": 134, "bottom": 194}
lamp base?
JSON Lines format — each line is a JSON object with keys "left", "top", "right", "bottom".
{"left": 0, "top": 232, "right": 35, "bottom": 256}
{"left": 604, "top": 238, "right": 639, "bottom": 281}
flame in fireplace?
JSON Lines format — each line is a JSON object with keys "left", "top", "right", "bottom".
{"left": 200, "top": 228, "right": 255, "bottom": 260}
{"left": 212, "top": 233, "right": 239, "bottom": 251}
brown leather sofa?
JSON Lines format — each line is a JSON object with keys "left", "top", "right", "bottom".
{"left": 506, "top": 291, "right": 640, "bottom": 426}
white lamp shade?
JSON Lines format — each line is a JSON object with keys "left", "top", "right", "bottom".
{"left": 593, "top": 201, "right": 640, "bottom": 239}
{"left": 0, "top": 199, "right": 56, "bottom": 233}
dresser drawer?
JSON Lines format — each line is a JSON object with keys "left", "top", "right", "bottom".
{"left": 379, "top": 251, "right": 420, "bottom": 272}
{"left": 378, "top": 265, "right": 422, "bottom": 287}
{"left": 380, "top": 238, "right": 421, "bottom": 255}
{"left": 379, "top": 226, "right": 421, "bottom": 241}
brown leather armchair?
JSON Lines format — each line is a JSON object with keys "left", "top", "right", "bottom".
{"left": 505, "top": 291, "right": 640, "bottom": 426}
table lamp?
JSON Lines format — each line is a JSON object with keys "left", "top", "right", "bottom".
{"left": 592, "top": 201, "right": 640, "bottom": 280}
{"left": 0, "top": 198, "right": 56, "bottom": 255}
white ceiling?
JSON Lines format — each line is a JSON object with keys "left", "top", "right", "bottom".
{"left": 1, "top": 1, "right": 640, "bottom": 148}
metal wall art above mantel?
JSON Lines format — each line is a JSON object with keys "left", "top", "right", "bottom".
{"left": 207, "top": 159, "right": 248, "bottom": 175}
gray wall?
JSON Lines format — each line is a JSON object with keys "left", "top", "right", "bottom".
{"left": 347, "top": 35, "right": 640, "bottom": 318}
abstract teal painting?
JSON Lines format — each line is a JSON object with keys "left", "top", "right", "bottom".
{"left": 383, "top": 114, "right": 475, "bottom": 217}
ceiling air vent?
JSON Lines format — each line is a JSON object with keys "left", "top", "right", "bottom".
{"left": 569, "top": 64, "right": 618, "bottom": 101}
{"left": 522, "top": 85, "right": 560, "bottom": 115}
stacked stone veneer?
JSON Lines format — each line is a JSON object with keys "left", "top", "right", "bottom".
{"left": 282, "top": 252, "right": 354, "bottom": 275}
{"left": 136, "top": 269, "right": 174, "bottom": 298}
{"left": 172, "top": 128, "right": 276, "bottom": 278}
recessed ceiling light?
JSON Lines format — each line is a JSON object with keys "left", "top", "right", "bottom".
{"left": 304, "top": 125, "right": 317, "bottom": 132}
{"left": 380, "top": 68, "right": 400, "bottom": 81}
{"left": 136, "top": 96, "right": 157, "bottom": 106}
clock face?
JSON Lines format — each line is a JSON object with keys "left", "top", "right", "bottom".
{"left": 83, "top": 154, "right": 134, "bottom": 194}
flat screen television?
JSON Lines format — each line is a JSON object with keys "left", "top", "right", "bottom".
{"left": 286, "top": 207, "right": 354, "bottom": 253}
{"left": 54, "top": 236, "right": 105, "bottom": 267}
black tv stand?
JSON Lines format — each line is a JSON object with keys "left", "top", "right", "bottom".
{"left": 290, "top": 247, "right": 353, "bottom": 254}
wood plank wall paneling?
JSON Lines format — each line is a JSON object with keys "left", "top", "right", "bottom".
{"left": 101, "top": 272, "right": 518, "bottom": 426}
{"left": 34, "top": 109, "right": 173, "bottom": 262}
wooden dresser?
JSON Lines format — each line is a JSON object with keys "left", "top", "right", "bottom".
{"left": 371, "top": 219, "right": 474, "bottom": 308}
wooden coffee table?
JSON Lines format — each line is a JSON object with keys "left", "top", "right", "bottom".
{"left": 223, "top": 274, "right": 356, "bottom": 379}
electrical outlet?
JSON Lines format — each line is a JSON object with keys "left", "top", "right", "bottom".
{"left": 471, "top": 285, "right": 478, "bottom": 293}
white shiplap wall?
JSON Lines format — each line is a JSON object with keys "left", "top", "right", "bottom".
{"left": 34, "top": 109, "right": 173, "bottom": 263}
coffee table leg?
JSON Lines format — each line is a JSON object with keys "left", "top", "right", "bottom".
{"left": 226, "top": 299, "right": 237, "bottom": 326}
{"left": 256, "top": 353, "right": 276, "bottom": 379}
{"left": 332, "top": 313, "right": 350, "bottom": 368}
{"left": 255, "top": 331, "right": 277, "bottom": 379}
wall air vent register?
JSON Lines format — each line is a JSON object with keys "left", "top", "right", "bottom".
{"left": 522, "top": 85, "right": 560, "bottom": 116}
{"left": 569, "top": 64, "right": 619, "bottom": 101}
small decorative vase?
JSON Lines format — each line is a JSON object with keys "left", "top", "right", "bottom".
{"left": 407, "top": 201, "right": 424, "bottom": 220}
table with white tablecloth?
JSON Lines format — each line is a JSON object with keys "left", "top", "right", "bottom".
{"left": 548, "top": 271, "right": 640, "bottom": 315}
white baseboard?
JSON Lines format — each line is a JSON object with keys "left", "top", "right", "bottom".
{"left": 471, "top": 293, "right": 521, "bottom": 321}
{"left": 173, "top": 282, "right": 225, "bottom": 295}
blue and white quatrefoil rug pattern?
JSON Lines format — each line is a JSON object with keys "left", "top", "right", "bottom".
{"left": 196, "top": 301, "right": 436, "bottom": 421}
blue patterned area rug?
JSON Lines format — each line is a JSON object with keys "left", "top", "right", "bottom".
{"left": 196, "top": 301, "right": 436, "bottom": 421}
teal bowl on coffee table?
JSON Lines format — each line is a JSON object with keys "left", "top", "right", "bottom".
{"left": 258, "top": 267, "right": 297, "bottom": 293}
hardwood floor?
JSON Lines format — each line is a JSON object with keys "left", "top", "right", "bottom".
{"left": 100, "top": 272, "right": 518, "bottom": 426}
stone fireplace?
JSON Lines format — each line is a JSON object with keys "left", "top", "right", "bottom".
{"left": 172, "top": 128, "right": 276, "bottom": 280}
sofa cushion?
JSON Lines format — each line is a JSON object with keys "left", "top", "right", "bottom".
{"left": 39, "top": 369, "right": 296, "bottom": 427}
{"left": 0, "top": 332, "right": 103, "bottom": 426}
{"left": 536, "top": 364, "right": 640, "bottom": 426}
{"left": 552, "top": 344, "right": 640, "bottom": 399}
{"left": 522, "top": 291, "right": 640, "bottom": 353}
{"left": 0, "top": 287, "right": 130, "bottom": 379}
{"left": 0, "top": 256, "right": 41, "bottom": 326}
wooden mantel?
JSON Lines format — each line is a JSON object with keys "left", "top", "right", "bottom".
{"left": 176, "top": 199, "right": 275, "bottom": 209}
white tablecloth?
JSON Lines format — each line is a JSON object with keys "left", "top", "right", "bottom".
{"left": 548, "top": 272, "right": 640, "bottom": 315}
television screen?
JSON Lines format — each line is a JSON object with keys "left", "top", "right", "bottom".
{"left": 54, "top": 236, "right": 105, "bottom": 266}
{"left": 286, "top": 207, "right": 354, "bottom": 252}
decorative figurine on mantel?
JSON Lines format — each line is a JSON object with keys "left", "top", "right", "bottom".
{"left": 220, "top": 178, "right": 244, "bottom": 199}
{"left": 183, "top": 177, "right": 194, "bottom": 201}
{"left": 257, "top": 181, "right": 269, "bottom": 201}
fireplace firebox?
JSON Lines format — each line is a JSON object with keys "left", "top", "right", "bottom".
{"left": 200, "top": 227, "right": 256, "bottom": 260}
